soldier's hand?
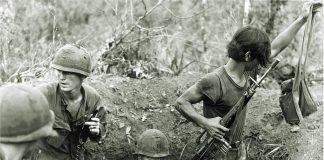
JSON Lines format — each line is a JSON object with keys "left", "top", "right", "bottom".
{"left": 85, "top": 118, "right": 100, "bottom": 136}
{"left": 301, "top": 0, "right": 323, "bottom": 19}
{"left": 204, "top": 117, "right": 229, "bottom": 141}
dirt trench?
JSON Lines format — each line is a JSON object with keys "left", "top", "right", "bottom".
{"left": 78, "top": 73, "right": 323, "bottom": 160}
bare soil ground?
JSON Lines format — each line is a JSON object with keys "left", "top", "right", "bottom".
{"left": 80, "top": 72, "right": 323, "bottom": 160}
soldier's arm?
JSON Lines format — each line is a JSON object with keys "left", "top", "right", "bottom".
{"left": 175, "top": 84, "right": 229, "bottom": 140}
{"left": 175, "top": 84, "right": 206, "bottom": 127}
{"left": 270, "top": 17, "right": 306, "bottom": 59}
{"left": 270, "top": 2, "right": 322, "bottom": 59}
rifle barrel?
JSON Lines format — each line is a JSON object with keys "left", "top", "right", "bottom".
{"left": 191, "top": 59, "right": 280, "bottom": 160}
{"left": 256, "top": 59, "right": 280, "bottom": 87}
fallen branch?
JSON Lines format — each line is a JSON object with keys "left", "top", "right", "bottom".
{"left": 246, "top": 138, "right": 252, "bottom": 153}
{"left": 179, "top": 142, "right": 189, "bottom": 160}
{"left": 264, "top": 143, "right": 284, "bottom": 147}
{"left": 265, "top": 146, "right": 282, "bottom": 157}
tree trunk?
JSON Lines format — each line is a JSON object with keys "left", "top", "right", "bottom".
{"left": 265, "top": 0, "right": 287, "bottom": 34}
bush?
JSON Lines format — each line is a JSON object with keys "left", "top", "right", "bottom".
{"left": 1, "top": 0, "right": 322, "bottom": 83}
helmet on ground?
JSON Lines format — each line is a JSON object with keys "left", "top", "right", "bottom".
{"left": 134, "top": 129, "right": 170, "bottom": 158}
{"left": 0, "top": 84, "right": 56, "bottom": 143}
{"left": 51, "top": 44, "right": 92, "bottom": 76}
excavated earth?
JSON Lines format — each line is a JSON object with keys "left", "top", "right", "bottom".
{"left": 35, "top": 72, "right": 323, "bottom": 160}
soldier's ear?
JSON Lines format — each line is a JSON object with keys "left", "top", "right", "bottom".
{"left": 245, "top": 51, "right": 252, "bottom": 62}
{"left": 79, "top": 74, "right": 87, "bottom": 82}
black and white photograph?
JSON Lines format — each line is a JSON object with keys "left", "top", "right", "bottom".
{"left": 0, "top": 0, "right": 323, "bottom": 159}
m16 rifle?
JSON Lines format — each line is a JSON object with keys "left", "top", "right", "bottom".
{"left": 192, "top": 59, "right": 280, "bottom": 160}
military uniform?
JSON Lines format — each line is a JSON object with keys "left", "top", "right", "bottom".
{"left": 26, "top": 44, "right": 108, "bottom": 160}
{"left": 31, "top": 82, "right": 108, "bottom": 160}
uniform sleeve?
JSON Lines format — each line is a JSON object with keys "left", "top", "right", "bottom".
{"left": 195, "top": 73, "right": 222, "bottom": 104}
{"left": 89, "top": 97, "right": 109, "bottom": 142}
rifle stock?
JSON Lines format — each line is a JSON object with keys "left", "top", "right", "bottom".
{"left": 192, "top": 59, "right": 280, "bottom": 160}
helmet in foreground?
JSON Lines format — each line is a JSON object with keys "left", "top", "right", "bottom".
{"left": 134, "top": 129, "right": 170, "bottom": 158}
{"left": 0, "top": 84, "right": 56, "bottom": 143}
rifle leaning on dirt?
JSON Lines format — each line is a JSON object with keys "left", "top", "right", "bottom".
{"left": 74, "top": 106, "right": 105, "bottom": 160}
{"left": 192, "top": 59, "right": 280, "bottom": 160}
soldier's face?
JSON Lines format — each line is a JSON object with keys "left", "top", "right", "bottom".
{"left": 245, "top": 58, "right": 260, "bottom": 71}
{"left": 54, "top": 69, "right": 83, "bottom": 92}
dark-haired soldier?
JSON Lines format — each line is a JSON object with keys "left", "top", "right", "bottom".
{"left": 175, "top": 2, "right": 322, "bottom": 159}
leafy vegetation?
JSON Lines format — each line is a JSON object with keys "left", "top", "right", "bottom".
{"left": 1, "top": 1, "right": 322, "bottom": 159}
{"left": 0, "top": 0, "right": 322, "bottom": 83}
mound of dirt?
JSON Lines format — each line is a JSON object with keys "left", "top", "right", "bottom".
{"left": 41, "top": 73, "right": 322, "bottom": 160}
{"left": 85, "top": 73, "right": 204, "bottom": 160}
{"left": 244, "top": 86, "right": 323, "bottom": 160}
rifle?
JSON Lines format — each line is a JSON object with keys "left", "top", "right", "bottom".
{"left": 192, "top": 59, "right": 280, "bottom": 160}
{"left": 73, "top": 106, "right": 105, "bottom": 160}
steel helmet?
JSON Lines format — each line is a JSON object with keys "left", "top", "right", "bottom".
{"left": 51, "top": 44, "right": 92, "bottom": 76}
{"left": 134, "top": 129, "right": 170, "bottom": 158}
{"left": 0, "top": 84, "right": 57, "bottom": 143}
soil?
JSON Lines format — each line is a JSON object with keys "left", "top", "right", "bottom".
{"left": 74, "top": 72, "right": 321, "bottom": 160}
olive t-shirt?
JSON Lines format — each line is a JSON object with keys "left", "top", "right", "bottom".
{"left": 196, "top": 66, "right": 248, "bottom": 118}
{"left": 196, "top": 66, "right": 249, "bottom": 142}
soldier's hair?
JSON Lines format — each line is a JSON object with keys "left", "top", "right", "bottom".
{"left": 226, "top": 26, "right": 271, "bottom": 67}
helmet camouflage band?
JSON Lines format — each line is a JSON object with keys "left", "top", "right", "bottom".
{"left": 51, "top": 44, "right": 92, "bottom": 76}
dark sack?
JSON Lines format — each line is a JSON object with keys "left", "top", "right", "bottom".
{"left": 298, "top": 79, "right": 317, "bottom": 116}
{"left": 279, "top": 79, "right": 299, "bottom": 124}
{"left": 279, "top": 79, "right": 317, "bottom": 124}
{"left": 279, "top": 5, "right": 318, "bottom": 124}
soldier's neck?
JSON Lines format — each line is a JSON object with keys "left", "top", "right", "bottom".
{"left": 224, "top": 59, "right": 245, "bottom": 76}
{"left": 224, "top": 59, "right": 247, "bottom": 87}
{"left": 62, "top": 86, "right": 82, "bottom": 101}
{"left": 0, "top": 143, "right": 29, "bottom": 160}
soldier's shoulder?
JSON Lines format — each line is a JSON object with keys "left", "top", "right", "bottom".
{"left": 82, "top": 83, "right": 100, "bottom": 98}
{"left": 202, "top": 67, "right": 224, "bottom": 80}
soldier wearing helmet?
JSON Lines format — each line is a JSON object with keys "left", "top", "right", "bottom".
{"left": 30, "top": 44, "right": 108, "bottom": 160}
{"left": 0, "top": 84, "right": 57, "bottom": 160}
{"left": 134, "top": 129, "right": 170, "bottom": 160}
